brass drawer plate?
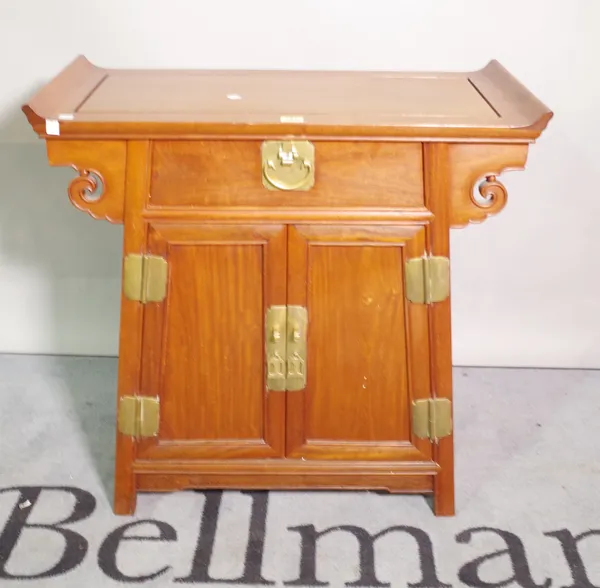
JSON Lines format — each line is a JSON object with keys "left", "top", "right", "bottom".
{"left": 262, "top": 140, "right": 315, "bottom": 191}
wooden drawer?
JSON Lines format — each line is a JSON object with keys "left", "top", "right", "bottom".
{"left": 148, "top": 141, "right": 424, "bottom": 208}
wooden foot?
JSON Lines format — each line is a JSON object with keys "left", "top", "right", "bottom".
{"left": 433, "top": 491, "right": 455, "bottom": 516}
{"left": 113, "top": 434, "right": 137, "bottom": 515}
{"left": 113, "top": 484, "right": 137, "bottom": 515}
{"left": 433, "top": 437, "right": 455, "bottom": 516}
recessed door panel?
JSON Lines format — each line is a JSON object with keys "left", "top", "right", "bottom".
{"left": 137, "top": 223, "right": 287, "bottom": 460}
{"left": 286, "top": 225, "right": 432, "bottom": 462}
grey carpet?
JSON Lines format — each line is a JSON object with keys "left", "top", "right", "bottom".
{"left": 0, "top": 354, "right": 599, "bottom": 587}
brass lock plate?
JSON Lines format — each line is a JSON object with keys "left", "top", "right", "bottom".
{"left": 286, "top": 306, "right": 308, "bottom": 391}
{"left": 266, "top": 306, "right": 287, "bottom": 391}
{"left": 265, "top": 305, "right": 308, "bottom": 391}
{"left": 262, "top": 140, "right": 315, "bottom": 191}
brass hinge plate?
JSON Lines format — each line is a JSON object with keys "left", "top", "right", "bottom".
{"left": 266, "top": 305, "right": 308, "bottom": 391}
{"left": 118, "top": 396, "right": 160, "bottom": 438}
{"left": 405, "top": 256, "right": 450, "bottom": 304}
{"left": 412, "top": 398, "right": 453, "bottom": 442}
{"left": 123, "top": 254, "right": 168, "bottom": 303}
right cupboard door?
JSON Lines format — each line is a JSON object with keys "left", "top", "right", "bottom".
{"left": 286, "top": 225, "right": 433, "bottom": 463}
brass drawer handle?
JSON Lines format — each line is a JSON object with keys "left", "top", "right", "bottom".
{"left": 261, "top": 140, "right": 315, "bottom": 191}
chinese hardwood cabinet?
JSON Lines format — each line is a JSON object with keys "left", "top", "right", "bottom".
{"left": 23, "top": 56, "right": 552, "bottom": 516}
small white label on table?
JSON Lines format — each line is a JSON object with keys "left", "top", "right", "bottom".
{"left": 45, "top": 119, "right": 60, "bottom": 136}
{"left": 280, "top": 115, "right": 304, "bottom": 123}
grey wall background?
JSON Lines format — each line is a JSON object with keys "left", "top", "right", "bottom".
{"left": 0, "top": 1, "right": 598, "bottom": 367}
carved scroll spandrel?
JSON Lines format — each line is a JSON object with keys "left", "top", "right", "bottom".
{"left": 448, "top": 144, "right": 529, "bottom": 228}
{"left": 473, "top": 174, "right": 507, "bottom": 211}
{"left": 46, "top": 140, "right": 127, "bottom": 224}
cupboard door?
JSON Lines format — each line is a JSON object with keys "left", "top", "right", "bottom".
{"left": 137, "top": 223, "right": 286, "bottom": 460}
{"left": 287, "top": 225, "right": 433, "bottom": 462}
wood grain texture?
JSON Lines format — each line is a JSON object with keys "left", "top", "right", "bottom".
{"left": 112, "top": 140, "right": 150, "bottom": 515}
{"left": 23, "top": 56, "right": 552, "bottom": 141}
{"left": 142, "top": 207, "right": 434, "bottom": 224}
{"left": 423, "top": 143, "right": 455, "bottom": 516}
{"left": 136, "top": 474, "right": 433, "bottom": 494}
{"left": 448, "top": 143, "right": 529, "bottom": 227}
{"left": 134, "top": 459, "right": 437, "bottom": 493}
{"left": 149, "top": 141, "right": 423, "bottom": 208}
{"left": 304, "top": 244, "right": 410, "bottom": 443}
{"left": 286, "top": 224, "right": 432, "bottom": 462}
{"left": 469, "top": 60, "right": 553, "bottom": 132}
{"left": 23, "top": 57, "right": 553, "bottom": 518}
{"left": 46, "top": 140, "right": 126, "bottom": 223}
{"left": 134, "top": 459, "right": 439, "bottom": 494}
{"left": 21, "top": 55, "right": 106, "bottom": 135}
{"left": 158, "top": 244, "right": 263, "bottom": 439}
{"left": 134, "top": 459, "right": 439, "bottom": 475}
{"left": 136, "top": 223, "right": 287, "bottom": 461}
{"left": 80, "top": 70, "right": 495, "bottom": 122}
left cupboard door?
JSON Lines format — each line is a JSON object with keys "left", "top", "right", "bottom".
{"left": 136, "top": 223, "right": 287, "bottom": 460}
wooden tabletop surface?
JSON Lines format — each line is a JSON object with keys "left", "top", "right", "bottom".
{"left": 23, "top": 56, "right": 552, "bottom": 141}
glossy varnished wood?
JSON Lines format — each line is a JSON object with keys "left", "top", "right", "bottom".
{"left": 23, "top": 56, "right": 552, "bottom": 141}
{"left": 423, "top": 143, "right": 455, "bottom": 516}
{"left": 448, "top": 143, "right": 529, "bottom": 227}
{"left": 133, "top": 459, "right": 438, "bottom": 493}
{"left": 23, "top": 56, "right": 553, "bottom": 516}
{"left": 286, "top": 225, "right": 432, "bottom": 462}
{"left": 136, "top": 474, "right": 433, "bottom": 493}
{"left": 137, "top": 223, "right": 287, "bottom": 460}
{"left": 149, "top": 141, "right": 423, "bottom": 209}
{"left": 46, "top": 140, "right": 126, "bottom": 223}
{"left": 142, "top": 207, "right": 434, "bottom": 224}
{"left": 112, "top": 140, "right": 150, "bottom": 515}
